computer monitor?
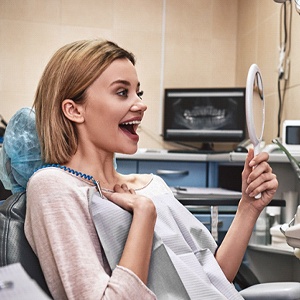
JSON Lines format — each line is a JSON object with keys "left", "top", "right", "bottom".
{"left": 282, "top": 120, "right": 300, "bottom": 153}
{"left": 163, "top": 87, "right": 246, "bottom": 149}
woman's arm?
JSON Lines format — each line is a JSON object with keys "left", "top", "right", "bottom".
{"left": 25, "top": 170, "right": 157, "bottom": 300}
{"left": 215, "top": 149, "right": 278, "bottom": 282}
{"left": 103, "top": 184, "right": 157, "bottom": 285}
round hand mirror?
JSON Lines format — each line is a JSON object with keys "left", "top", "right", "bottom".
{"left": 246, "top": 64, "right": 265, "bottom": 199}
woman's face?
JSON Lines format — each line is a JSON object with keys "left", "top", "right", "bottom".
{"left": 80, "top": 58, "right": 147, "bottom": 154}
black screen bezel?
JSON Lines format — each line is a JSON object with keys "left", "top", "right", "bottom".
{"left": 162, "top": 87, "right": 246, "bottom": 143}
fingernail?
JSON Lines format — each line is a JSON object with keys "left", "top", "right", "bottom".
{"left": 249, "top": 191, "right": 255, "bottom": 197}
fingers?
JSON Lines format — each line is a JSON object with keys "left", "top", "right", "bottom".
{"left": 247, "top": 161, "right": 272, "bottom": 183}
{"left": 246, "top": 172, "right": 277, "bottom": 198}
{"left": 102, "top": 183, "right": 135, "bottom": 205}
{"left": 241, "top": 149, "right": 278, "bottom": 200}
{"left": 241, "top": 149, "right": 254, "bottom": 186}
{"left": 244, "top": 150, "right": 270, "bottom": 187}
{"left": 245, "top": 157, "right": 278, "bottom": 204}
{"left": 102, "top": 183, "right": 138, "bottom": 211}
{"left": 113, "top": 183, "right": 136, "bottom": 194}
{"left": 242, "top": 148, "right": 253, "bottom": 170}
{"left": 249, "top": 151, "right": 269, "bottom": 168}
{"left": 246, "top": 163, "right": 270, "bottom": 194}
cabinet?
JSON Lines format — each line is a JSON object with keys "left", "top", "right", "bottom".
{"left": 116, "top": 158, "right": 242, "bottom": 190}
{"left": 117, "top": 159, "right": 208, "bottom": 187}
{"left": 116, "top": 159, "right": 137, "bottom": 174}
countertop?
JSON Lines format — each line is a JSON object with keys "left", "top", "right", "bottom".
{"left": 116, "top": 148, "right": 299, "bottom": 163}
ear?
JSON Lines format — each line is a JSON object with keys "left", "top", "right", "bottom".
{"left": 62, "top": 99, "right": 85, "bottom": 123}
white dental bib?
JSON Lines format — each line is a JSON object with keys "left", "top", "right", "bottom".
{"left": 89, "top": 175, "right": 242, "bottom": 300}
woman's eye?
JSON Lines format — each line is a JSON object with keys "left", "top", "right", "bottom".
{"left": 137, "top": 90, "right": 144, "bottom": 99}
{"left": 117, "top": 89, "right": 128, "bottom": 97}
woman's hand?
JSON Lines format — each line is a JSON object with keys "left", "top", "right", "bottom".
{"left": 102, "top": 183, "right": 156, "bottom": 284}
{"left": 103, "top": 183, "right": 156, "bottom": 217}
{"left": 241, "top": 148, "right": 278, "bottom": 212}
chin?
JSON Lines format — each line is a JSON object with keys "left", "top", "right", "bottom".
{"left": 125, "top": 149, "right": 138, "bottom": 155}
{"left": 118, "top": 145, "right": 138, "bottom": 155}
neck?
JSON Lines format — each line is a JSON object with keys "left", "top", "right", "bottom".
{"left": 64, "top": 153, "right": 120, "bottom": 190}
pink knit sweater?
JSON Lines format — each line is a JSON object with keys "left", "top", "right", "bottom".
{"left": 25, "top": 168, "right": 156, "bottom": 300}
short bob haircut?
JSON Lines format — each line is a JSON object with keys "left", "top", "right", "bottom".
{"left": 34, "top": 39, "right": 135, "bottom": 164}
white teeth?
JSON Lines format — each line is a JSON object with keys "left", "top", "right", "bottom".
{"left": 121, "top": 120, "right": 141, "bottom": 125}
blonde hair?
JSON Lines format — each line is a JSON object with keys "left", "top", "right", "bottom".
{"left": 34, "top": 39, "right": 135, "bottom": 164}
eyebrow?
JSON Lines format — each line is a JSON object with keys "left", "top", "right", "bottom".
{"left": 110, "top": 79, "right": 140, "bottom": 88}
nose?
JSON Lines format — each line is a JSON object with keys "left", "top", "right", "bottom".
{"left": 131, "top": 98, "right": 147, "bottom": 113}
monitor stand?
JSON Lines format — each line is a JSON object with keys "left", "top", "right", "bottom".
{"left": 200, "top": 142, "right": 214, "bottom": 152}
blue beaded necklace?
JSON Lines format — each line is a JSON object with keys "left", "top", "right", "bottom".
{"left": 37, "top": 164, "right": 104, "bottom": 198}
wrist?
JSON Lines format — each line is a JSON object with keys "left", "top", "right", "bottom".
{"left": 133, "top": 199, "right": 157, "bottom": 225}
{"left": 238, "top": 199, "right": 261, "bottom": 221}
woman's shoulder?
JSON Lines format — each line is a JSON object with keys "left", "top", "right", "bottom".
{"left": 26, "top": 167, "right": 95, "bottom": 209}
{"left": 27, "top": 168, "right": 67, "bottom": 196}
{"left": 27, "top": 166, "right": 94, "bottom": 192}
{"left": 29, "top": 166, "right": 71, "bottom": 184}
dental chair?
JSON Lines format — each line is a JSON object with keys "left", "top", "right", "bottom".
{"left": 1, "top": 191, "right": 300, "bottom": 300}
{"left": 236, "top": 206, "right": 300, "bottom": 299}
{"left": 236, "top": 263, "right": 300, "bottom": 299}
{"left": 0, "top": 192, "right": 52, "bottom": 298}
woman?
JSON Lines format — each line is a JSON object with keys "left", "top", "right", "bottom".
{"left": 22, "top": 39, "right": 277, "bottom": 299}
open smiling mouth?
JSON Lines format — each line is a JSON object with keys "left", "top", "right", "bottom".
{"left": 119, "top": 120, "right": 140, "bottom": 135}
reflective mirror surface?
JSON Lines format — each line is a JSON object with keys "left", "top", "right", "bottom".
{"left": 252, "top": 71, "right": 264, "bottom": 143}
{"left": 246, "top": 64, "right": 265, "bottom": 155}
